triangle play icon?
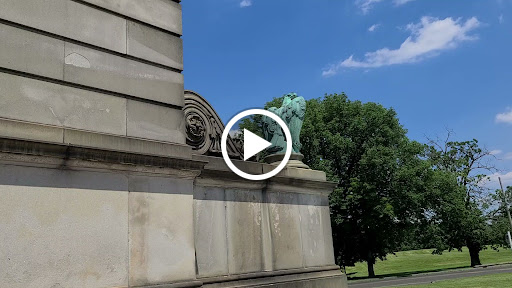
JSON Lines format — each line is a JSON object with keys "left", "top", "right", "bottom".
{"left": 243, "top": 129, "right": 272, "bottom": 161}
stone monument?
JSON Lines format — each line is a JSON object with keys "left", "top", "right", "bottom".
{"left": 0, "top": 1, "right": 347, "bottom": 287}
{"left": 263, "top": 93, "right": 310, "bottom": 169}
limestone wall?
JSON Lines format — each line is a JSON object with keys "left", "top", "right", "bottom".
{"left": 193, "top": 156, "right": 342, "bottom": 286}
{"left": 0, "top": 0, "right": 186, "bottom": 147}
{"left": 0, "top": 149, "right": 202, "bottom": 288}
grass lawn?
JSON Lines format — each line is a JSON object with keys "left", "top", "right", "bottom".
{"left": 345, "top": 246, "right": 512, "bottom": 279}
{"left": 388, "top": 273, "right": 512, "bottom": 288}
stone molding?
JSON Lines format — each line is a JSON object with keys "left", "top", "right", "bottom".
{"left": 0, "top": 138, "right": 206, "bottom": 179}
{"left": 200, "top": 265, "right": 343, "bottom": 285}
{"left": 195, "top": 171, "right": 335, "bottom": 196}
{"left": 193, "top": 155, "right": 336, "bottom": 196}
{"left": 195, "top": 172, "right": 267, "bottom": 191}
{"left": 135, "top": 282, "right": 202, "bottom": 288}
{"left": 184, "top": 90, "right": 242, "bottom": 159}
{"left": 131, "top": 265, "right": 344, "bottom": 288}
{"left": 266, "top": 177, "right": 337, "bottom": 196}
{"left": 0, "top": 117, "right": 192, "bottom": 159}
{"left": 0, "top": 134, "right": 335, "bottom": 194}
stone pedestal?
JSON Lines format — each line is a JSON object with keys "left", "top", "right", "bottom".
{"left": 264, "top": 153, "right": 310, "bottom": 169}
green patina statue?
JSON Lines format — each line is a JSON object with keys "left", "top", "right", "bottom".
{"left": 262, "top": 93, "right": 306, "bottom": 154}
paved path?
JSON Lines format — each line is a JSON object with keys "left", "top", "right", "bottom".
{"left": 349, "top": 264, "right": 512, "bottom": 288}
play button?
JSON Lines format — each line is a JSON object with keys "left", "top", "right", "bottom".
{"left": 243, "top": 129, "right": 271, "bottom": 161}
{"left": 221, "top": 109, "right": 292, "bottom": 181}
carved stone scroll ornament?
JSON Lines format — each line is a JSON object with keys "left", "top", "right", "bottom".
{"left": 184, "top": 90, "right": 243, "bottom": 159}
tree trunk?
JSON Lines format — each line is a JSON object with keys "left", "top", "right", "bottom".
{"left": 468, "top": 244, "right": 482, "bottom": 267}
{"left": 367, "top": 251, "right": 376, "bottom": 278}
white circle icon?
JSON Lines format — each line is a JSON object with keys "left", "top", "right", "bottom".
{"left": 221, "top": 109, "right": 292, "bottom": 181}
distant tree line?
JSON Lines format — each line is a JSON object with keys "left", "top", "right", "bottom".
{"left": 239, "top": 93, "right": 511, "bottom": 277}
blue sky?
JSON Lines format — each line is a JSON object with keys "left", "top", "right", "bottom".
{"left": 182, "top": 0, "right": 512, "bottom": 188}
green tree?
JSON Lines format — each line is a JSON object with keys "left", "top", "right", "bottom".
{"left": 489, "top": 186, "right": 512, "bottom": 248}
{"left": 426, "top": 135, "right": 496, "bottom": 266}
{"left": 301, "top": 93, "right": 430, "bottom": 277}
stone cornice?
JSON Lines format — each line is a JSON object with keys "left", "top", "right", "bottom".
{"left": 0, "top": 137, "right": 337, "bottom": 192}
{"left": 266, "top": 176, "right": 337, "bottom": 196}
{"left": 0, "top": 117, "right": 193, "bottom": 159}
{"left": 199, "top": 265, "right": 342, "bottom": 285}
{"left": 0, "top": 137, "right": 206, "bottom": 179}
{"left": 132, "top": 265, "right": 343, "bottom": 288}
{"left": 193, "top": 155, "right": 336, "bottom": 196}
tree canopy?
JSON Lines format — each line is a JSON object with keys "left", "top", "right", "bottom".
{"left": 425, "top": 137, "right": 496, "bottom": 266}
{"left": 300, "top": 93, "right": 433, "bottom": 277}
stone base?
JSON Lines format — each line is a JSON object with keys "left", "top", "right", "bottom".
{"left": 136, "top": 268, "right": 347, "bottom": 288}
{"left": 264, "top": 153, "right": 310, "bottom": 169}
{"left": 0, "top": 139, "right": 346, "bottom": 288}
{"left": 201, "top": 268, "right": 347, "bottom": 288}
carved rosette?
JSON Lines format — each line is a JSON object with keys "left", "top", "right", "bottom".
{"left": 184, "top": 90, "right": 242, "bottom": 159}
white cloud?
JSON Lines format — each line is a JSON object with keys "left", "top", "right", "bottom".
{"left": 496, "top": 109, "right": 512, "bottom": 124}
{"left": 240, "top": 0, "right": 252, "bottom": 8}
{"left": 357, "top": 0, "right": 416, "bottom": 14}
{"left": 490, "top": 150, "right": 512, "bottom": 160}
{"left": 322, "top": 66, "right": 338, "bottom": 77}
{"left": 368, "top": 23, "right": 381, "bottom": 32}
{"left": 356, "top": 0, "right": 384, "bottom": 14}
{"left": 322, "top": 16, "right": 480, "bottom": 75}
{"left": 394, "top": 0, "right": 416, "bottom": 6}
{"left": 499, "top": 14, "right": 504, "bottom": 24}
{"left": 487, "top": 171, "right": 512, "bottom": 189}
